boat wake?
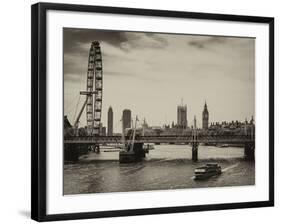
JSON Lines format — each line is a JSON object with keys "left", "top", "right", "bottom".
{"left": 222, "top": 163, "right": 239, "bottom": 172}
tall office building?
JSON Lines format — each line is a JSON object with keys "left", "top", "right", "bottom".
{"left": 107, "top": 106, "right": 113, "bottom": 136}
{"left": 122, "top": 109, "right": 132, "bottom": 132}
{"left": 177, "top": 100, "right": 187, "bottom": 129}
{"left": 202, "top": 101, "right": 209, "bottom": 130}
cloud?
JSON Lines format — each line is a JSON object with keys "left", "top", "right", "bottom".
{"left": 187, "top": 36, "right": 228, "bottom": 50}
{"left": 64, "top": 28, "right": 169, "bottom": 53}
{"left": 63, "top": 29, "right": 171, "bottom": 81}
{"left": 63, "top": 28, "right": 129, "bottom": 53}
{"left": 118, "top": 33, "right": 168, "bottom": 51}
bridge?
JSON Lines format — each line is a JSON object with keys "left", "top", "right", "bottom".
{"left": 64, "top": 134, "right": 254, "bottom": 144}
{"left": 64, "top": 133, "right": 255, "bottom": 161}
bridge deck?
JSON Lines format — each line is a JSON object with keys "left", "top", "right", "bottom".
{"left": 64, "top": 135, "right": 255, "bottom": 144}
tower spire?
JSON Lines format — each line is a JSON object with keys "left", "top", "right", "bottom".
{"left": 202, "top": 101, "right": 209, "bottom": 130}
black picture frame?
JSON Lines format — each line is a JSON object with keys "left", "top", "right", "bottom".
{"left": 31, "top": 2, "right": 274, "bottom": 222}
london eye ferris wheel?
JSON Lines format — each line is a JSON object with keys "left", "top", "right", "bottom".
{"left": 73, "top": 41, "right": 103, "bottom": 136}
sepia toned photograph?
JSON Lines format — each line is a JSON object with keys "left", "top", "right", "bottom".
{"left": 63, "top": 28, "right": 255, "bottom": 195}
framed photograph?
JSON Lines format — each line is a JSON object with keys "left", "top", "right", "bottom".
{"left": 31, "top": 2, "right": 274, "bottom": 222}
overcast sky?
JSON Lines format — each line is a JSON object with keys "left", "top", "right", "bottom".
{"left": 64, "top": 28, "right": 255, "bottom": 133}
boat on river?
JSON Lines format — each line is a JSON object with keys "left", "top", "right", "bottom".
{"left": 119, "top": 142, "right": 146, "bottom": 163}
{"left": 194, "top": 163, "right": 222, "bottom": 180}
{"left": 119, "top": 116, "right": 147, "bottom": 163}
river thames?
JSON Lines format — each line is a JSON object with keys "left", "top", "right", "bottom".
{"left": 63, "top": 145, "right": 255, "bottom": 195}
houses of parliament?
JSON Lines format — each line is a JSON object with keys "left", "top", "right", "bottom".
{"left": 176, "top": 100, "right": 209, "bottom": 130}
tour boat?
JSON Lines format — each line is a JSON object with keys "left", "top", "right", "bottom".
{"left": 194, "top": 163, "right": 222, "bottom": 180}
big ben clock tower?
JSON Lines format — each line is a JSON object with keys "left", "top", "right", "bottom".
{"left": 202, "top": 101, "right": 209, "bottom": 130}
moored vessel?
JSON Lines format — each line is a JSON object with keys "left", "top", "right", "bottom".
{"left": 119, "top": 116, "right": 148, "bottom": 163}
{"left": 119, "top": 142, "right": 146, "bottom": 163}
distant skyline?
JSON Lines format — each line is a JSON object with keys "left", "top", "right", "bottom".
{"left": 64, "top": 28, "right": 255, "bottom": 133}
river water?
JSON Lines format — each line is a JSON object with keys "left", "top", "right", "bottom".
{"left": 63, "top": 145, "right": 255, "bottom": 195}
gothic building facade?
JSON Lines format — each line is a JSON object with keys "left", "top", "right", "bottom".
{"left": 177, "top": 103, "right": 187, "bottom": 129}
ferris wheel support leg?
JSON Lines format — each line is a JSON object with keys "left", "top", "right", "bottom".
{"left": 73, "top": 98, "right": 88, "bottom": 131}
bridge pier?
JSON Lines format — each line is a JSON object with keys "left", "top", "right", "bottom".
{"left": 192, "top": 143, "right": 198, "bottom": 162}
{"left": 64, "top": 143, "right": 89, "bottom": 162}
{"left": 191, "top": 128, "right": 199, "bottom": 162}
{"left": 244, "top": 143, "right": 255, "bottom": 161}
